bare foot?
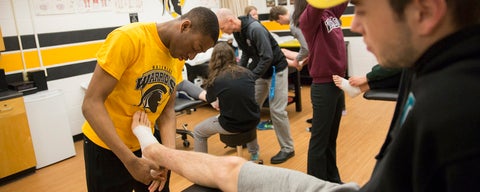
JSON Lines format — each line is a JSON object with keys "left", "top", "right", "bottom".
{"left": 132, "top": 110, "right": 151, "bottom": 131}
{"left": 332, "top": 75, "right": 361, "bottom": 98}
{"left": 297, "top": 57, "right": 308, "bottom": 71}
{"left": 132, "top": 111, "right": 158, "bottom": 152}
{"left": 332, "top": 75, "right": 343, "bottom": 88}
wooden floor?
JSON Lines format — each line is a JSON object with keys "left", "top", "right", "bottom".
{"left": 0, "top": 85, "right": 395, "bottom": 191}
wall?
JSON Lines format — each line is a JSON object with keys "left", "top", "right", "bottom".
{"left": 47, "top": 73, "right": 92, "bottom": 136}
{"left": 0, "top": 0, "right": 376, "bottom": 137}
{"left": 0, "top": 0, "right": 219, "bottom": 136}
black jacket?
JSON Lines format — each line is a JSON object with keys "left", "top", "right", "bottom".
{"left": 234, "top": 15, "right": 288, "bottom": 79}
{"left": 361, "top": 25, "right": 480, "bottom": 191}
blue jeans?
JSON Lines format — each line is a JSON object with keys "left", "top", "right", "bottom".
{"left": 307, "top": 82, "right": 344, "bottom": 183}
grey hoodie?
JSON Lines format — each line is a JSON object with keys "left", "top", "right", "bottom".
{"left": 234, "top": 15, "right": 288, "bottom": 79}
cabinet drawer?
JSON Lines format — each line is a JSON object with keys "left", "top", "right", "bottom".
{"left": 0, "top": 97, "right": 26, "bottom": 118}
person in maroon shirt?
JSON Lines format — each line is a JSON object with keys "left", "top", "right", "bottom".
{"left": 299, "top": 0, "right": 348, "bottom": 183}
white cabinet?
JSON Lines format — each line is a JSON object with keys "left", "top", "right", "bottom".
{"left": 24, "top": 90, "right": 76, "bottom": 169}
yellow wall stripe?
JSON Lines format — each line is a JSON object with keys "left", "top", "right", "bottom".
{"left": 1, "top": 15, "right": 355, "bottom": 74}
{"left": 341, "top": 15, "right": 353, "bottom": 28}
{"left": 0, "top": 53, "right": 25, "bottom": 72}
{"left": 41, "top": 42, "right": 102, "bottom": 66}
{"left": 24, "top": 51, "right": 41, "bottom": 69}
{"left": 261, "top": 21, "right": 290, "bottom": 31}
{"left": 0, "top": 41, "right": 103, "bottom": 73}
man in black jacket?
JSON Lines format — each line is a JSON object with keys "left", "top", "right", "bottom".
{"left": 216, "top": 8, "right": 295, "bottom": 164}
{"left": 348, "top": 0, "right": 480, "bottom": 191}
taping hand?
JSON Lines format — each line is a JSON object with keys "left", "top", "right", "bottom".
{"left": 148, "top": 167, "right": 168, "bottom": 192}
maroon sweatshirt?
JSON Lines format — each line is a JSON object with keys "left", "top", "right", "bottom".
{"left": 299, "top": 3, "right": 348, "bottom": 83}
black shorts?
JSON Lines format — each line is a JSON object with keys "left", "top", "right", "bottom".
{"left": 83, "top": 133, "right": 170, "bottom": 192}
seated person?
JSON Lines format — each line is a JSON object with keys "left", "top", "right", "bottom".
{"left": 333, "top": 64, "right": 402, "bottom": 97}
{"left": 269, "top": 6, "right": 309, "bottom": 71}
{"left": 192, "top": 42, "right": 261, "bottom": 161}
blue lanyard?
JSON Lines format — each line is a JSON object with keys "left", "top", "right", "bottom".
{"left": 269, "top": 66, "right": 276, "bottom": 100}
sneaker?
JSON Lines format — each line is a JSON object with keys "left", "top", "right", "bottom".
{"left": 250, "top": 153, "right": 259, "bottom": 161}
{"left": 257, "top": 120, "right": 274, "bottom": 130}
{"left": 178, "top": 91, "right": 195, "bottom": 100}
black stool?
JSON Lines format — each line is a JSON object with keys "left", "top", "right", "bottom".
{"left": 219, "top": 128, "right": 257, "bottom": 157}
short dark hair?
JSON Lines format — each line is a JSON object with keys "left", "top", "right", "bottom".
{"left": 182, "top": 7, "right": 219, "bottom": 44}
{"left": 269, "top": 6, "right": 288, "bottom": 21}
{"left": 388, "top": 0, "right": 480, "bottom": 28}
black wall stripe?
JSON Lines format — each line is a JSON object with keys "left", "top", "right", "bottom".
{"left": 345, "top": 6, "right": 355, "bottom": 15}
{"left": 5, "top": 60, "right": 96, "bottom": 85}
{"left": 343, "top": 29, "right": 361, "bottom": 37}
{"left": 258, "top": 14, "right": 270, "bottom": 21}
{"left": 3, "top": 35, "right": 36, "bottom": 50}
{"left": 2, "top": 5, "right": 361, "bottom": 84}
{"left": 2, "top": 27, "right": 118, "bottom": 52}
{"left": 39, "top": 27, "right": 117, "bottom": 47}
{"left": 272, "top": 31, "right": 294, "bottom": 36}
{"left": 46, "top": 60, "right": 96, "bottom": 81}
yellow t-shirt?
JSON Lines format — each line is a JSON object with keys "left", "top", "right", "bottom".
{"left": 82, "top": 22, "right": 184, "bottom": 151}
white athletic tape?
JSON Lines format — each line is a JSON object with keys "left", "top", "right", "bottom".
{"left": 133, "top": 125, "right": 158, "bottom": 150}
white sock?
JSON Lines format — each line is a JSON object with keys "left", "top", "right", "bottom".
{"left": 340, "top": 78, "right": 361, "bottom": 98}
{"left": 133, "top": 125, "right": 158, "bottom": 150}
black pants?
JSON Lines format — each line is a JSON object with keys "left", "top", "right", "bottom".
{"left": 83, "top": 132, "right": 170, "bottom": 192}
{"left": 307, "top": 82, "right": 343, "bottom": 183}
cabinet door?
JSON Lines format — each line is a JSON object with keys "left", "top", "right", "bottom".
{"left": 0, "top": 97, "right": 36, "bottom": 178}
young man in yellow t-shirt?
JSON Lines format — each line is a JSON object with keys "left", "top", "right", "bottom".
{"left": 81, "top": 7, "right": 219, "bottom": 192}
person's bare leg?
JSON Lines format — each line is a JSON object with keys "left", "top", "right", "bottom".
{"left": 332, "top": 75, "right": 361, "bottom": 98}
{"left": 281, "top": 48, "right": 298, "bottom": 60}
{"left": 358, "top": 83, "right": 370, "bottom": 92}
{"left": 282, "top": 48, "right": 304, "bottom": 70}
{"left": 346, "top": 76, "right": 370, "bottom": 92}
{"left": 198, "top": 90, "right": 207, "bottom": 102}
{"left": 348, "top": 76, "right": 367, "bottom": 86}
{"left": 286, "top": 58, "right": 295, "bottom": 67}
{"left": 132, "top": 111, "right": 244, "bottom": 192}
{"left": 144, "top": 144, "right": 244, "bottom": 192}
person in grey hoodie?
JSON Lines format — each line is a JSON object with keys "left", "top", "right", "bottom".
{"left": 216, "top": 8, "right": 295, "bottom": 164}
